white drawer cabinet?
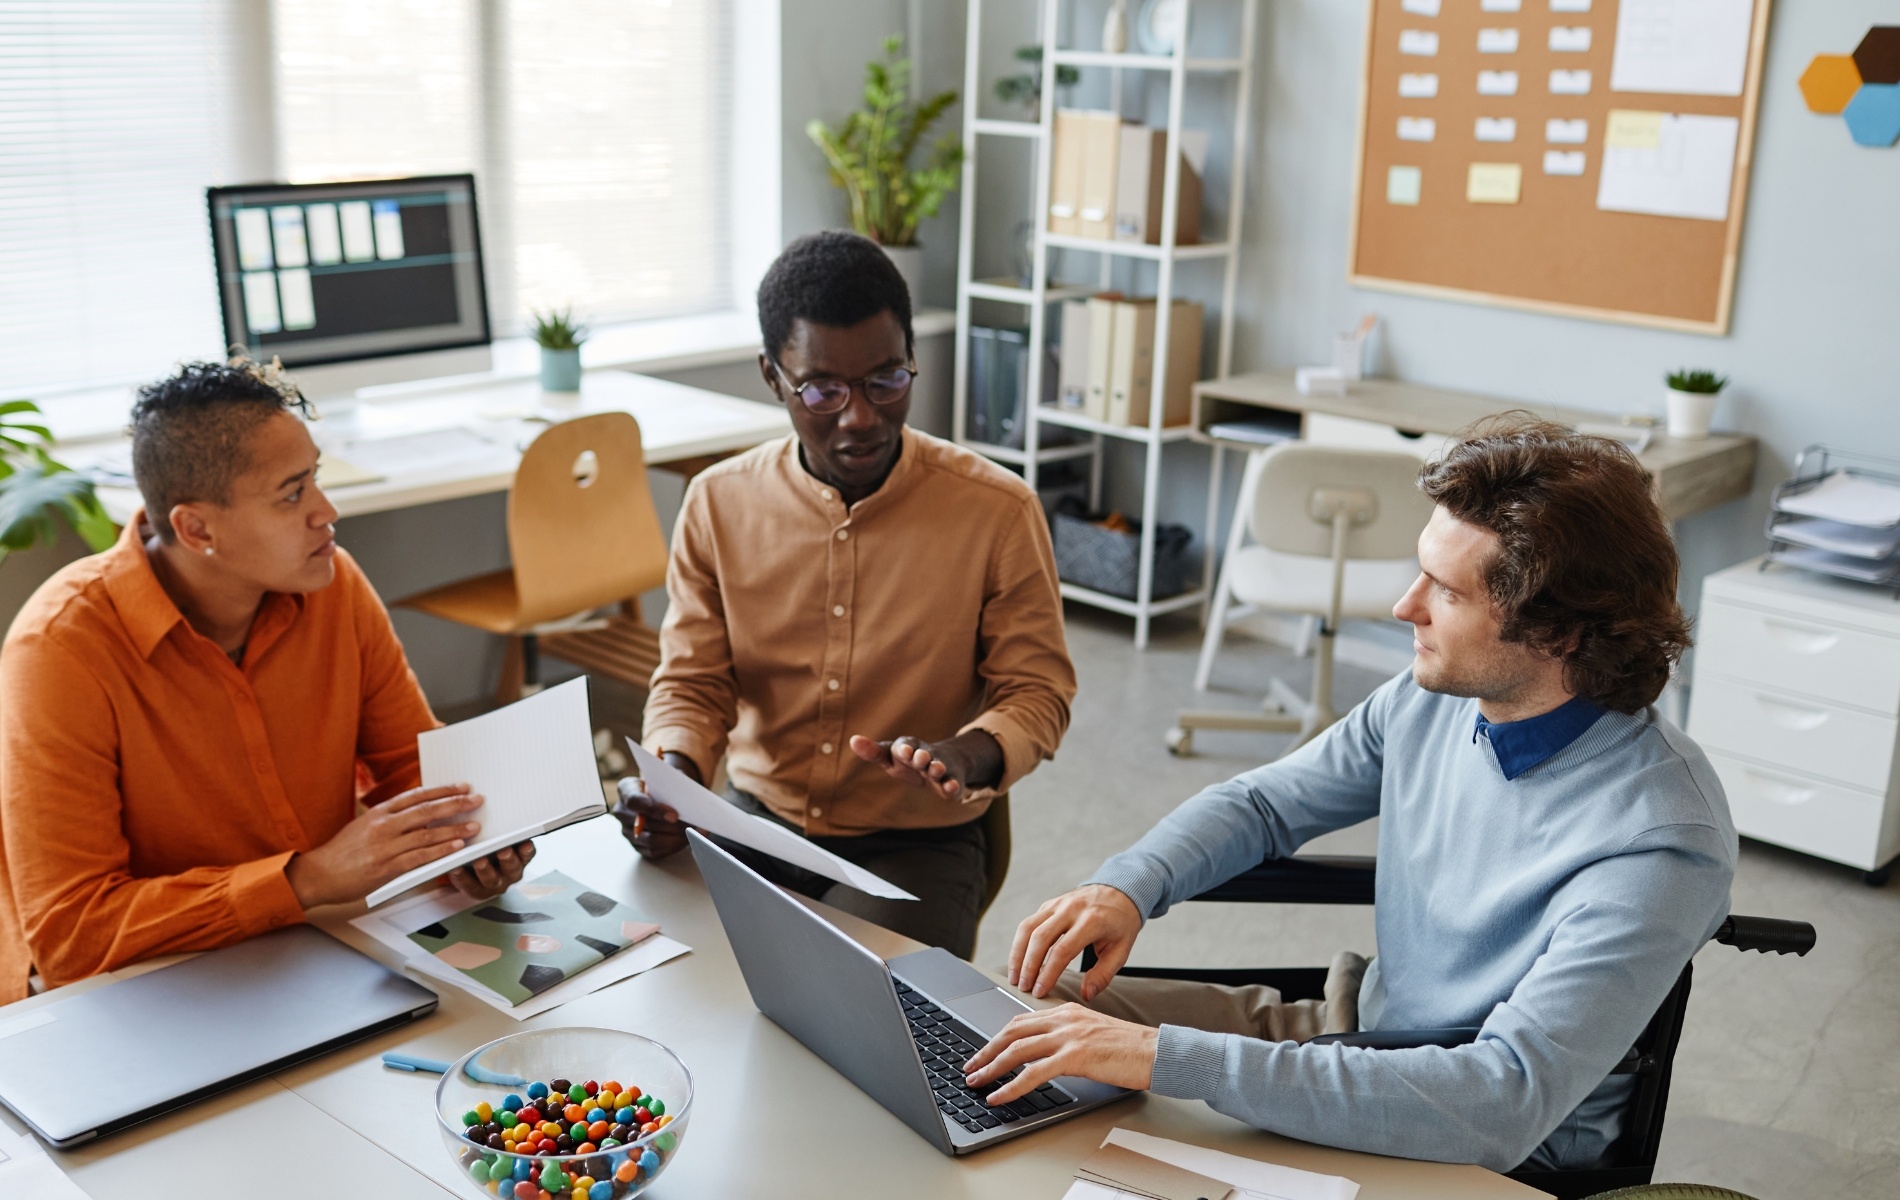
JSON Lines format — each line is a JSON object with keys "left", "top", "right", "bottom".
{"left": 1689, "top": 558, "right": 1900, "bottom": 883}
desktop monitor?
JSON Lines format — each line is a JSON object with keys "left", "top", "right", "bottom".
{"left": 207, "top": 174, "right": 491, "bottom": 383}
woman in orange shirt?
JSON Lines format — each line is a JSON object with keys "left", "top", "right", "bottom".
{"left": 0, "top": 359, "right": 533, "bottom": 1003}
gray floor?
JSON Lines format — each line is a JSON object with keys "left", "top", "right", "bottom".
{"left": 975, "top": 608, "right": 1900, "bottom": 1200}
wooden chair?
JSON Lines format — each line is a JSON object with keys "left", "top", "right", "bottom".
{"left": 398, "top": 412, "right": 669, "bottom": 704}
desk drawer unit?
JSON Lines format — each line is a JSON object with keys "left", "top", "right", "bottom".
{"left": 1690, "top": 559, "right": 1900, "bottom": 880}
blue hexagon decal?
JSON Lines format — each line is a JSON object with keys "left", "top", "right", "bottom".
{"left": 1843, "top": 82, "right": 1900, "bottom": 146}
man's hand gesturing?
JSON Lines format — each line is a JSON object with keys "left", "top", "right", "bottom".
{"left": 1008, "top": 883, "right": 1143, "bottom": 1000}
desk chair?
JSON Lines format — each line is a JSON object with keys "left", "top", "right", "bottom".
{"left": 398, "top": 412, "right": 670, "bottom": 704}
{"left": 1099, "top": 856, "right": 1814, "bottom": 1200}
{"left": 1168, "top": 445, "right": 1430, "bottom": 757}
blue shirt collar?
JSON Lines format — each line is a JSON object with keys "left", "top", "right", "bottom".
{"left": 1473, "top": 694, "right": 1606, "bottom": 780}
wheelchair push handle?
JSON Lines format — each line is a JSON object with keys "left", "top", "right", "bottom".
{"left": 1715, "top": 914, "right": 1816, "bottom": 956}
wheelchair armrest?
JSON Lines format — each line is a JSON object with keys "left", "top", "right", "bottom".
{"left": 1188, "top": 855, "right": 1377, "bottom": 905}
{"left": 1715, "top": 915, "right": 1816, "bottom": 956}
{"left": 1308, "top": 1027, "right": 1480, "bottom": 1051}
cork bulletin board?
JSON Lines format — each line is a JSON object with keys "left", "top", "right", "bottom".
{"left": 1347, "top": 0, "right": 1774, "bottom": 334}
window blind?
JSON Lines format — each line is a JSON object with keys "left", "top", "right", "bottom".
{"left": 0, "top": 2, "right": 246, "bottom": 396}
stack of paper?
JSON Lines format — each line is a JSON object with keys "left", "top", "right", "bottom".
{"left": 0, "top": 1122, "right": 90, "bottom": 1199}
{"left": 1770, "top": 471, "right": 1900, "bottom": 585}
{"left": 1063, "top": 1128, "right": 1359, "bottom": 1200}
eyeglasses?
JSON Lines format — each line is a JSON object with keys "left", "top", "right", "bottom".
{"left": 769, "top": 359, "right": 916, "bottom": 415}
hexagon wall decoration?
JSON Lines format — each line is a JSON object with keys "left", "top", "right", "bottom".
{"left": 1804, "top": 28, "right": 1900, "bottom": 145}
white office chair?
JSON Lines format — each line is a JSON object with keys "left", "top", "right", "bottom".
{"left": 1167, "top": 443, "right": 1433, "bottom": 757}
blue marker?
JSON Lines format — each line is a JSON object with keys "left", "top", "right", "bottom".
{"left": 381, "top": 1051, "right": 526, "bottom": 1087}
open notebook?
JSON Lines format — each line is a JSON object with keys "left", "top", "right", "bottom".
{"left": 367, "top": 678, "right": 607, "bottom": 907}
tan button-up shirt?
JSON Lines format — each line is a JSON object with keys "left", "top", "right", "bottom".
{"left": 643, "top": 427, "right": 1075, "bottom": 836}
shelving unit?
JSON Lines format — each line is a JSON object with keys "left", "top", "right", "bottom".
{"left": 951, "top": 0, "right": 1259, "bottom": 647}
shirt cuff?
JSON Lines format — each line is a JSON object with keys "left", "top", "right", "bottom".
{"left": 230, "top": 852, "right": 309, "bottom": 936}
{"left": 643, "top": 725, "right": 722, "bottom": 785}
{"left": 959, "top": 711, "right": 1038, "bottom": 795}
{"left": 1151, "top": 1024, "right": 1233, "bottom": 1101}
{"left": 1083, "top": 858, "right": 1171, "bottom": 924}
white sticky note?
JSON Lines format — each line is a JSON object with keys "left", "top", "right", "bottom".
{"left": 1550, "top": 69, "right": 1593, "bottom": 94}
{"left": 1467, "top": 162, "right": 1523, "bottom": 204}
{"left": 1397, "top": 116, "right": 1437, "bottom": 142}
{"left": 339, "top": 201, "right": 376, "bottom": 262}
{"left": 1478, "top": 70, "right": 1520, "bottom": 96}
{"left": 234, "top": 207, "right": 273, "bottom": 271}
{"left": 1399, "top": 73, "right": 1440, "bottom": 98}
{"left": 304, "top": 204, "right": 342, "bottom": 266}
{"left": 1597, "top": 112, "right": 1739, "bottom": 221}
{"left": 1547, "top": 117, "right": 1589, "bottom": 143}
{"left": 371, "top": 199, "right": 405, "bottom": 260}
{"left": 1551, "top": 0, "right": 1591, "bottom": 10}
{"left": 1482, "top": 0, "right": 1523, "bottom": 9}
{"left": 1400, "top": 29, "right": 1440, "bottom": 55}
{"left": 1476, "top": 117, "right": 1518, "bottom": 142}
{"left": 1478, "top": 28, "right": 1520, "bottom": 54}
{"left": 1544, "top": 150, "right": 1587, "bottom": 175}
{"left": 1401, "top": 0, "right": 1441, "bottom": 15}
{"left": 269, "top": 207, "right": 308, "bottom": 270}
{"left": 241, "top": 270, "right": 281, "bottom": 333}
{"left": 1550, "top": 26, "right": 1592, "bottom": 52}
{"left": 277, "top": 268, "right": 316, "bottom": 330}
{"left": 1387, "top": 165, "right": 1424, "bottom": 205}
{"left": 1610, "top": 0, "right": 1753, "bottom": 97}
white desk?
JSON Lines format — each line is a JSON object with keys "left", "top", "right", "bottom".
{"left": 56, "top": 370, "right": 792, "bottom": 526}
{"left": 4, "top": 820, "right": 1546, "bottom": 1200}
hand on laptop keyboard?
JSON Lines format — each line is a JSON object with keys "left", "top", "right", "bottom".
{"left": 894, "top": 980, "right": 1075, "bottom": 1133}
{"left": 959, "top": 993, "right": 1158, "bottom": 1107}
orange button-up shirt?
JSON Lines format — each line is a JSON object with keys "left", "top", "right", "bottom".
{"left": 0, "top": 517, "right": 436, "bottom": 1002}
{"left": 643, "top": 427, "right": 1075, "bottom": 836}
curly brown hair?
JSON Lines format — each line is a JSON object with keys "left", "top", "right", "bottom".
{"left": 1416, "top": 414, "right": 1690, "bottom": 713}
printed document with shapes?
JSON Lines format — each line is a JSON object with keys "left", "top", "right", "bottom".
{"left": 367, "top": 678, "right": 607, "bottom": 906}
{"left": 628, "top": 740, "right": 916, "bottom": 900}
{"left": 1063, "top": 1128, "right": 1358, "bottom": 1200}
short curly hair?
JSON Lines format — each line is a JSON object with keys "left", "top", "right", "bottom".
{"left": 130, "top": 357, "right": 314, "bottom": 541}
{"left": 756, "top": 230, "right": 913, "bottom": 362}
{"left": 1417, "top": 415, "right": 1690, "bottom": 713}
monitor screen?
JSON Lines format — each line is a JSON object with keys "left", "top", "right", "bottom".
{"left": 207, "top": 174, "right": 490, "bottom": 368}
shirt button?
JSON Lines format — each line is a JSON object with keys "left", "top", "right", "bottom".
{"left": 810, "top": 806, "right": 823, "bottom": 818}
{"left": 836, "top": 528, "right": 849, "bottom": 541}
{"left": 828, "top": 679, "right": 840, "bottom": 691}
{"left": 821, "top": 742, "right": 834, "bottom": 755}
{"left": 832, "top": 605, "right": 845, "bottom": 617}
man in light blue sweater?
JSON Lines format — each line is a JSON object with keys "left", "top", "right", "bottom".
{"left": 964, "top": 419, "right": 1737, "bottom": 1172}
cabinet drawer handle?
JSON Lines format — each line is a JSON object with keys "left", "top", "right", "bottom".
{"left": 1743, "top": 768, "right": 1817, "bottom": 807}
{"left": 1759, "top": 618, "right": 1841, "bottom": 655}
{"left": 1752, "top": 695, "right": 1829, "bottom": 731}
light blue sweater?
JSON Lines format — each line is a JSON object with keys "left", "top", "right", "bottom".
{"left": 1088, "top": 671, "right": 1736, "bottom": 1172}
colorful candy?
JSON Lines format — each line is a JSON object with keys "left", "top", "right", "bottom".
{"left": 454, "top": 1074, "right": 681, "bottom": 1197}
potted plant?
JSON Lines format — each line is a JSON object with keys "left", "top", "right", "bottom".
{"left": 0, "top": 399, "right": 117, "bottom": 564}
{"left": 993, "top": 46, "right": 1079, "bottom": 117}
{"left": 1664, "top": 368, "right": 1727, "bottom": 440}
{"left": 806, "top": 35, "right": 963, "bottom": 301}
{"left": 531, "top": 309, "right": 587, "bottom": 393}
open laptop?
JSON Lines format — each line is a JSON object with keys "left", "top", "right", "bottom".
{"left": 0, "top": 924, "right": 438, "bottom": 1147}
{"left": 688, "top": 830, "right": 1130, "bottom": 1153}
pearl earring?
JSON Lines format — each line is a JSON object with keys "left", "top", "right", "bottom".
{"left": 204, "top": 547, "right": 215, "bottom": 556}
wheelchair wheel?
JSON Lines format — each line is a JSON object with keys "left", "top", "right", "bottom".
{"left": 1585, "top": 1185, "right": 1761, "bottom": 1200}
{"left": 1164, "top": 727, "right": 1193, "bottom": 757}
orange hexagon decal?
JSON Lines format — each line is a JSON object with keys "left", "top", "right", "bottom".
{"left": 1800, "top": 53, "right": 1863, "bottom": 114}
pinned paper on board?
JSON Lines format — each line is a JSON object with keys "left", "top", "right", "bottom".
{"left": 1611, "top": 0, "right": 1754, "bottom": 97}
{"left": 1550, "top": 69, "right": 1593, "bottom": 95}
{"left": 1547, "top": 118, "right": 1589, "bottom": 144}
{"left": 1549, "top": 26, "right": 1592, "bottom": 53}
{"left": 1400, "top": 29, "right": 1440, "bottom": 56}
{"left": 1478, "top": 28, "right": 1519, "bottom": 54}
{"left": 1475, "top": 117, "right": 1517, "bottom": 143}
{"left": 1466, "top": 162, "right": 1523, "bottom": 204}
{"left": 1544, "top": 150, "right": 1588, "bottom": 176}
{"left": 1597, "top": 110, "right": 1740, "bottom": 221}
{"left": 1397, "top": 116, "right": 1437, "bottom": 142}
{"left": 1480, "top": 0, "right": 1521, "bottom": 10}
{"left": 1400, "top": 0, "right": 1440, "bottom": 15}
{"left": 1399, "top": 73, "right": 1440, "bottom": 98}
{"left": 1551, "top": 0, "right": 1592, "bottom": 11}
{"left": 1387, "top": 165, "right": 1423, "bottom": 205}
{"left": 1478, "top": 70, "right": 1519, "bottom": 96}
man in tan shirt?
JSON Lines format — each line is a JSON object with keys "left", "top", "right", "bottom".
{"left": 618, "top": 231, "right": 1075, "bottom": 957}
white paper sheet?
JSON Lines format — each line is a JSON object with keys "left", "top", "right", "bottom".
{"left": 1547, "top": 117, "right": 1589, "bottom": 143}
{"left": 325, "top": 426, "right": 513, "bottom": 478}
{"left": 1544, "top": 150, "right": 1587, "bottom": 175}
{"left": 1771, "top": 516, "right": 1900, "bottom": 560}
{"left": 1478, "top": 70, "right": 1519, "bottom": 95}
{"left": 1399, "top": 29, "right": 1439, "bottom": 56}
{"left": 1398, "top": 73, "right": 1439, "bottom": 98}
{"left": 1063, "top": 1128, "right": 1360, "bottom": 1200}
{"left": 1476, "top": 117, "right": 1517, "bottom": 142}
{"left": 0, "top": 1125, "right": 89, "bottom": 1199}
{"left": 1396, "top": 116, "right": 1436, "bottom": 141}
{"left": 1596, "top": 111, "right": 1738, "bottom": 222}
{"left": 1550, "top": 25, "right": 1591, "bottom": 52}
{"left": 367, "top": 679, "right": 607, "bottom": 906}
{"left": 1551, "top": 0, "right": 1591, "bottom": 11}
{"left": 1610, "top": 0, "right": 1753, "bottom": 96}
{"left": 1775, "top": 471, "right": 1900, "bottom": 529}
{"left": 1550, "top": 68, "right": 1593, "bottom": 94}
{"left": 628, "top": 740, "right": 917, "bottom": 901}
{"left": 1480, "top": 0, "right": 1520, "bottom": 10}
{"left": 351, "top": 875, "right": 691, "bottom": 1019}
{"left": 1477, "top": 28, "right": 1519, "bottom": 54}
{"left": 1400, "top": 0, "right": 1440, "bottom": 15}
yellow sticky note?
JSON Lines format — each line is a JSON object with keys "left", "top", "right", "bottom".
{"left": 1466, "top": 162, "right": 1522, "bottom": 204}
{"left": 1605, "top": 109, "right": 1664, "bottom": 150}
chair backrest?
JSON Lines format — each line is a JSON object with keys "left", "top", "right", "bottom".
{"left": 507, "top": 412, "right": 669, "bottom": 627}
{"left": 1246, "top": 443, "right": 1434, "bottom": 561}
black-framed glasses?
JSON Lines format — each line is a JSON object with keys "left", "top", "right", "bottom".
{"left": 769, "top": 359, "right": 916, "bottom": 415}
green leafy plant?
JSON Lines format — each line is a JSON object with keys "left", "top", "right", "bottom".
{"left": 0, "top": 400, "right": 117, "bottom": 563}
{"left": 530, "top": 308, "right": 587, "bottom": 351}
{"left": 994, "top": 45, "right": 1079, "bottom": 113}
{"left": 1666, "top": 368, "right": 1728, "bottom": 394}
{"left": 807, "top": 35, "right": 964, "bottom": 248}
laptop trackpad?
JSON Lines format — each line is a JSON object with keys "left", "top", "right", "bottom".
{"left": 943, "top": 987, "right": 1034, "bottom": 1040}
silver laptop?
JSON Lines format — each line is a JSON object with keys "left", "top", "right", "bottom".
{"left": 0, "top": 924, "right": 438, "bottom": 1147}
{"left": 687, "top": 830, "right": 1129, "bottom": 1153}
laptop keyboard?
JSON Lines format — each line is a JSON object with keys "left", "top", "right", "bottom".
{"left": 893, "top": 978, "right": 1075, "bottom": 1134}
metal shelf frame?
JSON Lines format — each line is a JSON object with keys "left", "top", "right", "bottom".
{"left": 952, "top": 0, "right": 1259, "bottom": 647}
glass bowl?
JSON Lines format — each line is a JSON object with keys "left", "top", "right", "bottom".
{"left": 434, "top": 1027, "right": 693, "bottom": 1199}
